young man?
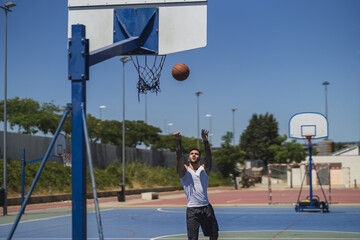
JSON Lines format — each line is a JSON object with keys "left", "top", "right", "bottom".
{"left": 172, "top": 129, "right": 219, "bottom": 240}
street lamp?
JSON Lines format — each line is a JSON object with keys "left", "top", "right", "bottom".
{"left": 120, "top": 56, "right": 131, "bottom": 201}
{"left": 322, "top": 81, "right": 330, "bottom": 119}
{"left": 145, "top": 92, "right": 148, "bottom": 124}
{"left": 1, "top": 1, "right": 16, "bottom": 216}
{"left": 195, "top": 91, "right": 203, "bottom": 149}
{"left": 205, "top": 114, "right": 212, "bottom": 144}
{"left": 99, "top": 105, "right": 106, "bottom": 120}
{"left": 232, "top": 108, "right": 237, "bottom": 145}
{"left": 167, "top": 123, "right": 173, "bottom": 134}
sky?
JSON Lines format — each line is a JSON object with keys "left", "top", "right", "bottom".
{"left": 0, "top": 0, "right": 359, "bottom": 148}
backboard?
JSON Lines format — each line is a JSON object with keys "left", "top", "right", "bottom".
{"left": 289, "top": 112, "right": 328, "bottom": 140}
{"left": 68, "top": 0, "right": 207, "bottom": 54}
{"left": 53, "top": 133, "right": 67, "bottom": 156}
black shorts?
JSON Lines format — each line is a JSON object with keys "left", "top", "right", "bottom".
{"left": 186, "top": 204, "right": 219, "bottom": 240}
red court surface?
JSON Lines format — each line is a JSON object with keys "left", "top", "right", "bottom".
{"left": 2, "top": 187, "right": 359, "bottom": 215}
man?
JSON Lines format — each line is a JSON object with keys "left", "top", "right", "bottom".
{"left": 172, "top": 129, "right": 219, "bottom": 240}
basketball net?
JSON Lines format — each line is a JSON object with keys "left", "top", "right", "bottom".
{"left": 131, "top": 55, "right": 166, "bottom": 100}
{"left": 62, "top": 153, "right": 72, "bottom": 167}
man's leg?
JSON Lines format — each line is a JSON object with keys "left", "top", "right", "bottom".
{"left": 200, "top": 205, "right": 219, "bottom": 239}
{"left": 187, "top": 207, "right": 200, "bottom": 240}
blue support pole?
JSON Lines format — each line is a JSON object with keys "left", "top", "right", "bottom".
{"left": 69, "top": 24, "right": 88, "bottom": 240}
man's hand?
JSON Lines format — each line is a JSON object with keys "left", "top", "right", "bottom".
{"left": 173, "top": 132, "right": 186, "bottom": 178}
{"left": 172, "top": 132, "right": 182, "bottom": 140}
{"left": 201, "top": 129, "right": 209, "bottom": 141}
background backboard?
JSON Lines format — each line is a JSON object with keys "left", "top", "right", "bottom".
{"left": 289, "top": 112, "right": 328, "bottom": 140}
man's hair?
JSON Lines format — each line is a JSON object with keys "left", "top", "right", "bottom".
{"left": 189, "top": 148, "right": 201, "bottom": 156}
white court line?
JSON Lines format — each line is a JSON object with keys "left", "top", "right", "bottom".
{"left": 226, "top": 198, "right": 243, "bottom": 203}
{"left": 152, "top": 230, "right": 360, "bottom": 240}
{"left": 157, "top": 208, "right": 300, "bottom": 215}
{"left": 0, "top": 208, "right": 114, "bottom": 227}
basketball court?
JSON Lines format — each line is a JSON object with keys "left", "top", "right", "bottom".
{"left": 0, "top": 188, "right": 360, "bottom": 239}
{"left": 2, "top": 1, "right": 359, "bottom": 239}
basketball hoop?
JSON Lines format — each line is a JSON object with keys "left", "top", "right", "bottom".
{"left": 131, "top": 55, "right": 166, "bottom": 100}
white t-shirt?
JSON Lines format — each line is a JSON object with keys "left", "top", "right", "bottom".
{"left": 180, "top": 165, "right": 210, "bottom": 207}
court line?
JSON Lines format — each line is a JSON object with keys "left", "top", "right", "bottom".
{"left": 0, "top": 208, "right": 115, "bottom": 227}
{"left": 152, "top": 230, "right": 360, "bottom": 240}
{"left": 156, "top": 208, "right": 306, "bottom": 215}
{"left": 270, "top": 212, "right": 310, "bottom": 239}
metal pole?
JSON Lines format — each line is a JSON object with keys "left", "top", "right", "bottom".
{"left": 120, "top": 57, "right": 130, "bottom": 195}
{"left": 205, "top": 114, "right": 212, "bottom": 144}
{"left": 81, "top": 104, "right": 104, "bottom": 240}
{"left": 232, "top": 108, "right": 237, "bottom": 145}
{"left": 308, "top": 137, "right": 313, "bottom": 207}
{"left": 21, "top": 149, "right": 25, "bottom": 208}
{"left": 1, "top": 2, "right": 16, "bottom": 216}
{"left": 196, "top": 91, "right": 202, "bottom": 149}
{"left": 3, "top": 8, "right": 8, "bottom": 216}
{"left": 122, "top": 60, "right": 126, "bottom": 189}
{"left": 99, "top": 105, "right": 106, "bottom": 120}
{"left": 322, "top": 81, "right": 330, "bottom": 119}
{"left": 145, "top": 92, "right": 148, "bottom": 124}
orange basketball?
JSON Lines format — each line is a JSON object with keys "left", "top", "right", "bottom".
{"left": 172, "top": 63, "right": 190, "bottom": 81}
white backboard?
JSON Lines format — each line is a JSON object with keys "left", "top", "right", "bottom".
{"left": 68, "top": 0, "right": 207, "bottom": 54}
{"left": 289, "top": 112, "right": 328, "bottom": 139}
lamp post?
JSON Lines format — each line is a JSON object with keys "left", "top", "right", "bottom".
{"left": 145, "top": 92, "right": 148, "bottom": 124}
{"left": 205, "top": 114, "right": 212, "bottom": 144}
{"left": 99, "top": 105, "right": 106, "bottom": 120}
{"left": 1, "top": 1, "right": 16, "bottom": 216}
{"left": 120, "top": 56, "right": 131, "bottom": 200}
{"left": 195, "top": 91, "right": 203, "bottom": 149}
{"left": 322, "top": 81, "right": 330, "bottom": 119}
{"left": 167, "top": 123, "right": 173, "bottom": 134}
{"left": 232, "top": 108, "right": 237, "bottom": 145}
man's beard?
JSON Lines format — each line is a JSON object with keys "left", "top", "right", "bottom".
{"left": 190, "top": 158, "right": 200, "bottom": 164}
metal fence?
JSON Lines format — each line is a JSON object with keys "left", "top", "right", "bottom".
{"left": 0, "top": 131, "right": 176, "bottom": 169}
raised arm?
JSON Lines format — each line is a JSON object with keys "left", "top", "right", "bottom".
{"left": 201, "top": 129, "right": 212, "bottom": 175}
{"left": 172, "top": 132, "right": 187, "bottom": 178}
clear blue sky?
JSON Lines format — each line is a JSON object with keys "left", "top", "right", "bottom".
{"left": 0, "top": 0, "right": 359, "bottom": 148}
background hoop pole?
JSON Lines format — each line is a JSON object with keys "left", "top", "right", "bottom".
{"left": 307, "top": 137, "right": 313, "bottom": 207}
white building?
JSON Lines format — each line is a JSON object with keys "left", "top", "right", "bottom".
{"left": 289, "top": 145, "right": 360, "bottom": 188}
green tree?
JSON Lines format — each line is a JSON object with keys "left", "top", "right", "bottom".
{"left": 239, "top": 113, "right": 281, "bottom": 165}
{"left": 0, "top": 97, "right": 61, "bottom": 135}
{"left": 125, "top": 120, "right": 161, "bottom": 147}
{"left": 213, "top": 132, "right": 245, "bottom": 180}
{"left": 268, "top": 135, "right": 307, "bottom": 164}
{"left": 151, "top": 134, "right": 203, "bottom": 153}
{"left": 98, "top": 120, "right": 161, "bottom": 147}
{"left": 36, "top": 102, "right": 62, "bottom": 135}
{"left": 86, "top": 114, "right": 102, "bottom": 142}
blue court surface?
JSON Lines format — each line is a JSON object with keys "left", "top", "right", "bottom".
{"left": 1, "top": 206, "right": 360, "bottom": 239}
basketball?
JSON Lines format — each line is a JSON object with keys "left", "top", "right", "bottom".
{"left": 172, "top": 63, "right": 190, "bottom": 81}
